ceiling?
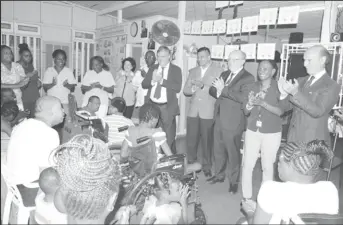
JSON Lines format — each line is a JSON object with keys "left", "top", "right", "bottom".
{"left": 69, "top": 1, "right": 326, "bottom": 40}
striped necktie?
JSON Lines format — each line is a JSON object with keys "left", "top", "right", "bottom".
{"left": 303, "top": 76, "right": 315, "bottom": 89}
{"left": 225, "top": 72, "right": 234, "bottom": 85}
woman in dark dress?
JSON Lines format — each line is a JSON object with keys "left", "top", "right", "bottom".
{"left": 17, "top": 43, "right": 41, "bottom": 117}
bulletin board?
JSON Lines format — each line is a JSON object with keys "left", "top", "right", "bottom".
{"left": 96, "top": 23, "right": 128, "bottom": 78}
{"left": 96, "top": 35, "right": 127, "bottom": 77}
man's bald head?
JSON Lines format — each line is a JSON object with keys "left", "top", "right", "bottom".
{"left": 227, "top": 50, "right": 246, "bottom": 72}
{"left": 35, "top": 96, "right": 65, "bottom": 127}
{"left": 304, "top": 45, "right": 330, "bottom": 75}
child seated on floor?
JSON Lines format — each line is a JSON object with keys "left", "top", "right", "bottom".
{"left": 34, "top": 167, "right": 67, "bottom": 224}
{"left": 141, "top": 175, "right": 189, "bottom": 224}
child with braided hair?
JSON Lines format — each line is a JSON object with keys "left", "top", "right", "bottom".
{"left": 140, "top": 175, "right": 190, "bottom": 224}
{"left": 242, "top": 139, "right": 339, "bottom": 224}
{"left": 51, "top": 134, "right": 135, "bottom": 224}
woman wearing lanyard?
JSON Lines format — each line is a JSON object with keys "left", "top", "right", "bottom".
{"left": 114, "top": 57, "right": 138, "bottom": 119}
{"left": 81, "top": 56, "right": 115, "bottom": 118}
{"left": 241, "top": 60, "right": 284, "bottom": 206}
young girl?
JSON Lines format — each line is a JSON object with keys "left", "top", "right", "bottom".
{"left": 140, "top": 175, "right": 189, "bottom": 224}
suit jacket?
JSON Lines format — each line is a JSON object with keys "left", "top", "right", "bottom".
{"left": 209, "top": 69, "right": 254, "bottom": 131}
{"left": 142, "top": 63, "right": 182, "bottom": 116}
{"left": 281, "top": 73, "right": 340, "bottom": 145}
{"left": 183, "top": 63, "right": 223, "bottom": 119}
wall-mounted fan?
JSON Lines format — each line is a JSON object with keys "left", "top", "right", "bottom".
{"left": 151, "top": 20, "right": 180, "bottom": 46}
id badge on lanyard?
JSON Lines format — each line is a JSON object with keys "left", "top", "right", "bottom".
{"left": 256, "top": 106, "right": 262, "bottom": 128}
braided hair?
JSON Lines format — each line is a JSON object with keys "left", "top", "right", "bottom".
{"left": 51, "top": 134, "right": 121, "bottom": 220}
{"left": 280, "top": 140, "right": 333, "bottom": 177}
{"left": 138, "top": 103, "right": 161, "bottom": 124}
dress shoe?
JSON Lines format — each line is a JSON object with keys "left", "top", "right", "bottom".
{"left": 228, "top": 183, "right": 238, "bottom": 194}
{"left": 207, "top": 176, "right": 225, "bottom": 184}
{"left": 203, "top": 170, "right": 212, "bottom": 177}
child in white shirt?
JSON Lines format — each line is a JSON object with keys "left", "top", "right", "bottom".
{"left": 34, "top": 167, "right": 67, "bottom": 224}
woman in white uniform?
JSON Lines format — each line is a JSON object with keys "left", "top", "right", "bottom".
{"left": 81, "top": 56, "right": 115, "bottom": 118}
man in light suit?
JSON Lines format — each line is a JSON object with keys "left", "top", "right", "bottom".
{"left": 279, "top": 45, "right": 340, "bottom": 146}
{"left": 208, "top": 50, "right": 255, "bottom": 194}
{"left": 183, "top": 47, "right": 223, "bottom": 177}
{"left": 142, "top": 46, "right": 182, "bottom": 154}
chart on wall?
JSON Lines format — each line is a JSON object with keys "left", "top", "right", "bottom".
{"left": 96, "top": 35, "right": 127, "bottom": 77}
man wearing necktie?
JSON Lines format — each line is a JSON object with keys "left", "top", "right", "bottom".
{"left": 183, "top": 47, "right": 223, "bottom": 178}
{"left": 278, "top": 45, "right": 340, "bottom": 146}
{"left": 142, "top": 46, "right": 182, "bottom": 154}
{"left": 208, "top": 50, "right": 254, "bottom": 194}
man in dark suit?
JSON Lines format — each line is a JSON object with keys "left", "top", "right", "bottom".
{"left": 142, "top": 45, "right": 182, "bottom": 154}
{"left": 279, "top": 45, "right": 340, "bottom": 146}
{"left": 183, "top": 47, "right": 223, "bottom": 177}
{"left": 208, "top": 50, "right": 254, "bottom": 194}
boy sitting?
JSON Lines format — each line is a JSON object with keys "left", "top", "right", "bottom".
{"left": 104, "top": 97, "right": 135, "bottom": 147}
{"left": 34, "top": 167, "right": 67, "bottom": 224}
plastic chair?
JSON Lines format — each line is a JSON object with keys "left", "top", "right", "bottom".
{"left": 1, "top": 164, "right": 37, "bottom": 224}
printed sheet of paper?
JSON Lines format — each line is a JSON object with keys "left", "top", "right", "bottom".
{"left": 184, "top": 21, "right": 192, "bottom": 34}
{"left": 259, "top": 8, "right": 278, "bottom": 25}
{"left": 211, "top": 45, "right": 225, "bottom": 59}
{"left": 215, "top": 1, "right": 229, "bottom": 9}
{"left": 191, "top": 20, "right": 202, "bottom": 34}
{"left": 201, "top": 21, "right": 214, "bottom": 34}
{"left": 213, "top": 19, "right": 227, "bottom": 34}
{"left": 229, "top": 1, "right": 244, "bottom": 6}
{"left": 242, "top": 16, "right": 259, "bottom": 33}
{"left": 224, "top": 45, "right": 240, "bottom": 60}
{"left": 240, "top": 44, "right": 256, "bottom": 59}
{"left": 277, "top": 6, "right": 300, "bottom": 25}
{"left": 226, "top": 18, "right": 242, "bottom": 34}
{"left": 257, "top": 43, "right": 276, "bottom": 60}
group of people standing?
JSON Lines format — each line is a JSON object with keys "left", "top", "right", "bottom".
{"left": 183, "top": 45, "right": 340, "bottom": 205}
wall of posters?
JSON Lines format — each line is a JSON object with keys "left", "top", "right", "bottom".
{"left": 96, "top": 35, "right": 127, "bottom": 78}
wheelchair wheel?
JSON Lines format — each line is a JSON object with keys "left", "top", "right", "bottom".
{"left": 123, "top": 170, "right": 189, "bottom": 223}
{"left": 236, "top": 216, "right": 249, "bottom": 224}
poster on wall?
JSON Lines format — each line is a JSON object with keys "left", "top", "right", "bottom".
{"left": 96, "top": 35, "right": 127, "bottom": 77}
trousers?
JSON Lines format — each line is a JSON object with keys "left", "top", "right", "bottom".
{"left": 241, "top": 129, "right": 281, "bottom": 199}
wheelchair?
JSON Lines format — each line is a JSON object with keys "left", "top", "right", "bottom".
{"left": 117, "top": 136, "right": 207, "bottom": 224}
{"left": 235, "top": 205, "right": 343, "bottom": 224}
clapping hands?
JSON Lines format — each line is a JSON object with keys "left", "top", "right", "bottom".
{"left": 278, "top": 76, "right": 299, "bottom": 96}
{"left": 152, "top": 70, "right": 163, "bottom": 82}
{"left": 212, "top": 77, "right": 225, "bottom": 91}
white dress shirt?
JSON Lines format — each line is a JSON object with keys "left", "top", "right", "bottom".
{"left": 200, "top": 64, "right": 210, "bottom": 78}
{"left": 217, "top": 67, "right": 243, "bottom": 98}
{"left": 150, "top": 63, "right": 170, "bottom": 103}
{"left": 307, "top": 69, "right": 326, "bottom": 86}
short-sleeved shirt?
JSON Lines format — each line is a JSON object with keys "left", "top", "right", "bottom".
{"left": 103, "top": 114, "right": 134, "bottom": 144}
{"left": 6, "top": 119, "right": 60, "bottom": 184}
{"left": 132, "top": 66, "right": 149, "bottom": 107}
{"left": 43, "top": 67, "right": 77, "bottom": 104}
{"left": 114, "top": 70, "right": 138, "bottom": 106}
{"left": 1, "top": 62, "right": 26, "bottom": 105}
{"left": 81, "top": 69, "right": 116, "bottom": 107}
{"left": 246, "top": 79, "right": 283, "bottom": 133}
{"left": 257, "top": 180, "right": 339, "bottom": 223}
{"left": 34, "top": 192, "right": 68, "bottom": 224}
